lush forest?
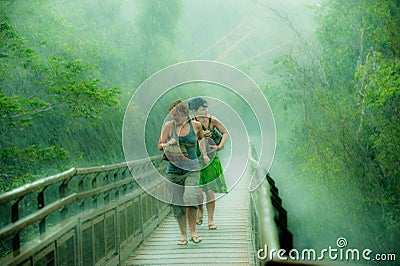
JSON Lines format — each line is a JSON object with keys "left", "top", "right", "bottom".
{"left": 269, "top": 0, "right": 399, "bottom": 254}
{"left": 1, "top": 0, "right": 399, "bottom": 263}
{"left": 0, "top": 0, "right": 182, "bottom": 190}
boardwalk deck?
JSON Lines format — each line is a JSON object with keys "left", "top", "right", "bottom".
{"left": 122, "top": 175, "right": 255, "bottom": 265}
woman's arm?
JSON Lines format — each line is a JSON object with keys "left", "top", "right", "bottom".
{"left": 193, "top": 120, "right": 210, "bottom": 164}
{"left": 211, "top": 116, "right": 229, "bottom": 150}
{"left": 158, "top": 122, "right": 174, "bottom": 150}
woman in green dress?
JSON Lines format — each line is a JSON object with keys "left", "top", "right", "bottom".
{"left": 189, "top": 97, "right": 228, "bottom": 230}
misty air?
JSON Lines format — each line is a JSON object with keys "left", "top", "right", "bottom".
{"left": 0, "top": 1, "right": 399, "bottom": 265}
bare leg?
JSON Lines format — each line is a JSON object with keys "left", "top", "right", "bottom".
{"left": 196, "top": 188, "right": 204, "bottom": 225}
{"left": 177, "top": 214, "right": 187, "bottom": 243}
{"left": 187, "top": 206, "right": 197, "bottom": 236}
{"left": 187, "top": 206, "right": 201, "bottom": 242}
{"left": 206, "top": 189, "right": 217, "bottom": 229}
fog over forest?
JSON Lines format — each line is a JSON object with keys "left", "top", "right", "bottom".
{"left": 1, "top": 0, "right": 399, "bottom": 264}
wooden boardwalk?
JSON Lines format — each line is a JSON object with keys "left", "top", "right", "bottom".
{"left": 122, "top": 175, "right": 256, "bottom": 265}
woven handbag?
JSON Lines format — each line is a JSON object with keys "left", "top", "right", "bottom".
{"left": 162, "top": 122, "right": 189, "bottom": 162}
{"left": 163, "top": 143, "right": 189, "bottom": 161}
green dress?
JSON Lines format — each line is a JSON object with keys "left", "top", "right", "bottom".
{"left": 197, "top": 117, "right": 228, "bottom": 193}
{"left": 200, "top": 153, "right": 228, "bottom": 193}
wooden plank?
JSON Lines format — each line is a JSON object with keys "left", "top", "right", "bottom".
{"left": 122, "top": 175, "right": 256, "bottom": 265}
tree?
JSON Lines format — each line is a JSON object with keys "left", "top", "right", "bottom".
{"left": 0, "top": 0, "right": 184, "bottom": 192}
{"left": 271, "top": 0, "right": 399, "bottom": 252}
{"left": 0, "top": 15, "right": 120, "bottom": 191}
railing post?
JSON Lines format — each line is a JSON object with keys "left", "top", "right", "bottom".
{"left": 139, "top": 194, "right": 144, "bottom": 237}
{"left": 104, "top": 173, "right": 110, "bottom": 204}
{"left": 38, "top": 190, "right": 45, "bottom": 234}
{"left": 114, "top": 172, "right": 119, "bottom": 199}
{"left": 114, "top": 206, "right": 120, "bottom": 264}
{"left": 120, "top": 170, "right": 128, "bottom": 196}
{"left": 59, "top": 181, "right": 68, "bottom": 219}
{"left": 78, "top": 178, "right": 85, "bottom": 210}
{"left": 92, "top": 174, "right": 97, "bottom": 208}
{"left": 11, "top": 199, "right": 20, "bottom": 256}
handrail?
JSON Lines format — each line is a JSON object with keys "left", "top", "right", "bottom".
{"left": 0, "top": 156, "right": 158, "bottom": 204}
{"left": 0, "top": 155, "right": 168, "bottom": 265}
{"left": 75, "top": 157, "right": 153, "bottom": 175}
{"left": 0, "top": 194, "right": 78, "bottom": 240}
{"left": 0, "top": 169, "right": 159, "bottom": 241}
{"left": 1, "top": 151, "right": 294, "bottom": 265}
{"left": 0, "top": 168, "right": 77, "bottom": 204}
{"left": 248, "top": 155, "right": 293, "bottom": 264}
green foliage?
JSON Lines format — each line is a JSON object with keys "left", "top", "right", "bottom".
{"left": 44, "top": 57, "right": 120, "bottom": 119}
{"left": 0, "top": 2, "right": 121, "bottom": 192}
{"left": 0, "top": 0, "right": 183, "bottom": 193}
{"left": 0, "top": 94, "right": 48, "bottom": 129}
{"left": 273, "top": 0, "right": 400, "bottom": 252}
{"left": 0, "top": 145, "right": 69, "bottom": 191}
{"left": 356, "top": 54, "right": 400, "bottom": 241}
{"left": 362, "top": 1, "right": 400, "bottom": 58}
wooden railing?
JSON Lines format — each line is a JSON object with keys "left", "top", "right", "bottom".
{"left": 0, "top": 151, "right": 296, "bottom": 266}
{"left": 0, "top": 156, "right": 170, "bottom": 266}
{"left": 249, "top": 156, "right": 293, "bottom": 265}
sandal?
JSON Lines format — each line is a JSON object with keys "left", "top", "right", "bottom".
{"left": 196, "top": 216, "right": 203, "bottom": 225}
{"left": 190, "top": 236, "right": 202, "bottom": 244}
{"left": 208, "top": 224, "right": 217, "bottom": 230}
{"left": 177, "top": 239, "right": 188, "bottom": 245}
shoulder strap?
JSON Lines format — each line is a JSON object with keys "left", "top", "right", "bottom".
{"left": 173, "top": 121, "right": 197, "bottom": 147}
{"left": 171, "top": 122, "right": 177, "bottom": 139}
{"left": 208, "top": 116, "right": 212, "bottom": 130}
{"left": 195, "top": 116, "right": 207, "bottom": 131}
